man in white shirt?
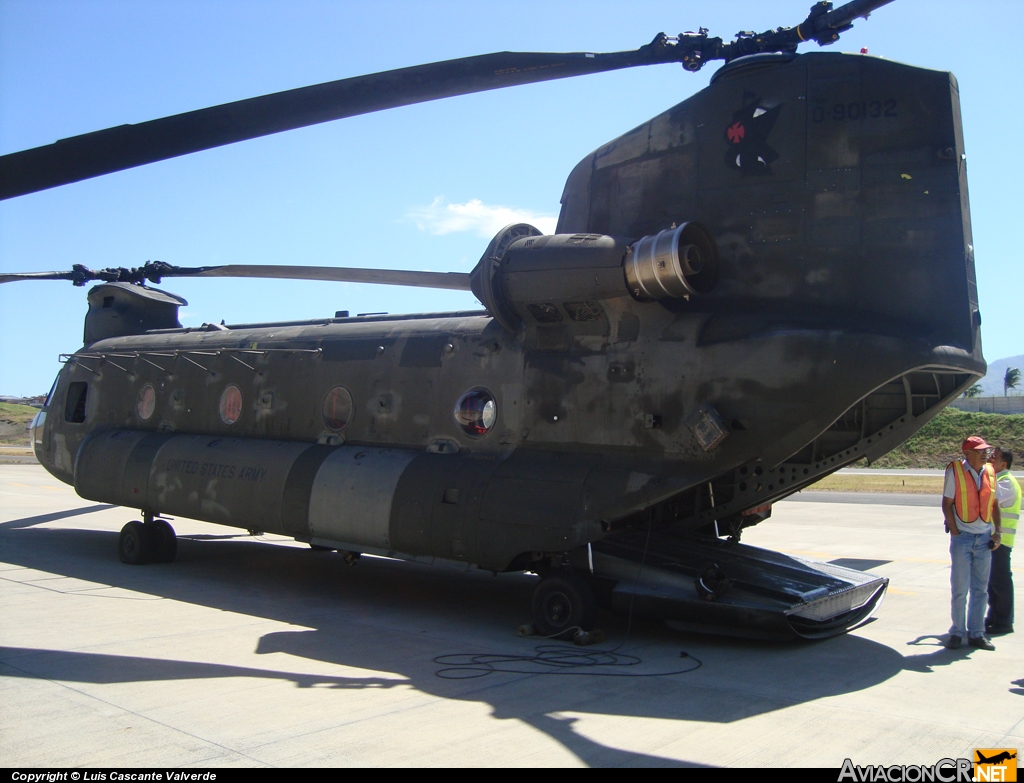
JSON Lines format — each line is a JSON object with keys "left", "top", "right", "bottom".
{"left": 941, "top": 435, "right": 1002, "bottom": 650}
{"left": 986, "top": 447, "right": 1018, "bottom": 635}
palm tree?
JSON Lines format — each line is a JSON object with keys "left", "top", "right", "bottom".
{"left": 1005, "top": 367, "right": 1021, "bottom": 397}
{"left": 963, "top": 383, "right": 983, "bottom": 398}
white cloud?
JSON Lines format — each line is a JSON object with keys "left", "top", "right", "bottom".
{"left": 407, "top": 197, "right": 557, "bottom": 238}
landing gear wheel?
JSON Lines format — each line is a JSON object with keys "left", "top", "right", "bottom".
{"left": 119, "top": 521, "right": 153, "bottom": 565}
{"left": 148, "top": 519, "right": 177, "bottom": 563}
{"left": 531, "top": 573, "right": 597, "bottom": 639}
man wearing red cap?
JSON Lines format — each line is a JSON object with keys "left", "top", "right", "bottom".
{"left": 941, "top": 435, "right": 1003, "bottom": 650}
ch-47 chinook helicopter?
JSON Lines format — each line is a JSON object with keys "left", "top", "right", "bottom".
{"left": 0, "top": 0, "right": 985, "bottom": 641}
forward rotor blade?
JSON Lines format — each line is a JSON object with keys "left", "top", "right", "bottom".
{"left": 0, "top": 271, "right": 80, "bottom": 284}
{"left": 0, "top": 261, "right": 472, "bottom": 291}
{"left": 0, "top": 46, "right": 675, "bottom": 200}
{"left": 187, "top": 264, "right": 472, "bottom": 290}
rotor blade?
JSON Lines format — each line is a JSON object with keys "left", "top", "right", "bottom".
{"left": 821, "top": 0, "right": 897, "bottom": 31}
{"left": 0, "top": 271, "right": 80, "bottom": 284}
{"left": 0, "top": 261, "right": 473, "bottom": 291}
{"left": 1, "top": 4, "right": 899, "bottom": 200}
{"left": 187, "top": 264, "right": 472, "bottom": 291}
{"left": 0, "top": 45, "right": 678, "bottom": 201}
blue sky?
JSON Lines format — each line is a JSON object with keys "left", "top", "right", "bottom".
{"left": 1, "top": 0, "right": 1021, "bottom": 395}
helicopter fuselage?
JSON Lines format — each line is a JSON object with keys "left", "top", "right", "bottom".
{"left": 35, "top": 285, "right": 978, "bottom": 574}
{"left": 26, "top": 49, "right": 984, "bottom": 635}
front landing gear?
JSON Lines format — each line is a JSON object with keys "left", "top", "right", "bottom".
{"left": 148, "top": 518, "right": 177, "bottom": 563}
{"left": 118, "top": 521, "right": 149, "bottom": 565}
{"left": 118, "top": 513, "right": 177, "bottom": 565}
{"left": 531, "top": 573, "right": 597, "bottom": 639}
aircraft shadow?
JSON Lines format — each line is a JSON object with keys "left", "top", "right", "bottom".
{"left": 0, "top": 517, "right": 964, "bottom": 766}
{"left": 827, "top": 558, "right": 891, "bottom": 571}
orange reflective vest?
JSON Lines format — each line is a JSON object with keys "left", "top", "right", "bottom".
{"left": 948, "top": 460, "right": 996, "bottom": 523}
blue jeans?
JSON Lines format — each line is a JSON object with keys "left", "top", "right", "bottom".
{"left": 950, "top": 530, "right": 992, "bottom": 637}
{"left": 986, "top": 544, "right": 1014, "bottom": 629}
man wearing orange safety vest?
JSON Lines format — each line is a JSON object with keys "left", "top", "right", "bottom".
{"left": 986, "top": 447, "right": 1018, "bottom": 636}
{"left": 942, "top": 436, "right": 1003, "bottom": 650}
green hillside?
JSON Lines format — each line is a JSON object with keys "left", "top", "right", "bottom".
{"left": 871, "top": 408, "right": 1024, "bottom": 468}
{"left": 0, "top": 402, "right": 37, "bottom": 446}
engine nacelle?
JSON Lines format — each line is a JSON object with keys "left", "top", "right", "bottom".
{"left": 84, "top": 282, "right": 186, "bottom": 345}
{"left": 470, "top": 222, "right": 718, "bottom": 331}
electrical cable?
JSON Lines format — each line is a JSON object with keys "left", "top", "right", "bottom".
{"left": 609, "top": 510, "right": 655, "bottom": 653}
{"left": 433, "top": 647, "right": 701, "bottom": 680}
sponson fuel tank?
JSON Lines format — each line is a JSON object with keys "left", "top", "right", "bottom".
{"left": 73, "top": 429, "right": 677, "bottom": 570}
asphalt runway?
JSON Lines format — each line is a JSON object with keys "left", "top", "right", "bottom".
{"left": 1, "top": 464, "right": 1021, "bottom": 767}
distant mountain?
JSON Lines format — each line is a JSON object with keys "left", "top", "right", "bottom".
{"left": 976, "top": 354, "right": 1024, "bottom": 396}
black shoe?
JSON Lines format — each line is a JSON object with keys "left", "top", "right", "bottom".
{"left": 987, "top": 625, "right": 1014, "bottom": 636}
{"left": 969, "top": 636, "right": 996, "bottom": 651}
{"left": 946, "top": 635, "right": 962, "bottom": 649}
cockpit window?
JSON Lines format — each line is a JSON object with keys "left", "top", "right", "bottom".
{"left": 65, "top": 381, "right": 88, "bottom": 423}
{"left": 44, "top": 374, "right": 60, "bottom": 407}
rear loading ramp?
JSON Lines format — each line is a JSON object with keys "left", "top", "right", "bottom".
{"left": 591, "top": 530, "right": 887, "bottom": 640}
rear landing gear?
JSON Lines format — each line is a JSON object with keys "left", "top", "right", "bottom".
{"left": 118, "top": 514, "right": 177, "bottom": 565}
{"left": 531, "top": 572, "right": 597, "bottom": 639}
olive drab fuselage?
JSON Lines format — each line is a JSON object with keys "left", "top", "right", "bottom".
{"left": 34, "top": 52, "right": 984, "bottom": 573}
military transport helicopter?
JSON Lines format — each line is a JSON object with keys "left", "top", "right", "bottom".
{"left": 1, "top": 0, "right": 984, "bottom": 641}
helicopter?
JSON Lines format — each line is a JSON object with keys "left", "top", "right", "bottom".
{"left": 0, "top": 0, "right": 984, "bottom": 640}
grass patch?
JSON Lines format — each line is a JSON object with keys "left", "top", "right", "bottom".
{"left": 808, "top": 474, "right": 943, "bottom": 494}
{"left": 870, "top": 408, "right": 1024, "bottom": 469}
{"left": 804, "top": 408, "right": 1024, "bottom": 490}
{"left": 0, "top": 402, "right": 38, "bottom": 446}
{"left": 0, "top": 402, "right": 38, "bottom": 419}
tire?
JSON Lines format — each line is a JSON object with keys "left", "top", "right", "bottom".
{"left": 148, "top": 519, "right": 177, "bottom": 564}
{"left": 531, "top": 573, "right": 597, "bottom": 638}
{"left": 119, "top": 521, "right": 153, "bottom": 565}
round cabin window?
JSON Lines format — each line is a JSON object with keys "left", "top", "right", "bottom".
{"left": 219, "top": 385, "right": 242, "bottom": 425}
{"left": 453, "top": 388, "right": 496, "bottom": 437}
{"left": 322, "top": 386, "right": 354, "bottom": 431}
{"left": 136, "top": 384, "right": 156, "bottom": 421}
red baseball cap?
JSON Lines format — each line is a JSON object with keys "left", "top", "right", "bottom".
{"left": 962, "top": 436, "right": 992, "bottom": 452}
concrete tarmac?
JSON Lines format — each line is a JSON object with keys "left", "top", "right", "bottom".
{"left": 787, "top": 491, "right": 938, "bottom": 506}
{"left": 839, "top": 468, "right": 1024, "bottom": 479}
{"left": 1, "top": 464, "right": 1021, "bottom": 768}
